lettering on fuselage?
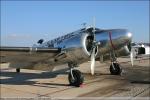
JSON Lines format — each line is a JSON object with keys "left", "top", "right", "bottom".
{"left": 45, "top": 29, "right": 84, "bottom": 47}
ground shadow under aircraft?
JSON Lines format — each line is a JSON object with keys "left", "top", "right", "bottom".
{"left": 1, "top": 64, "right": 149, "bottom": 87}
{"left": 0, "top": 68, "right": 69, "bottom": 87}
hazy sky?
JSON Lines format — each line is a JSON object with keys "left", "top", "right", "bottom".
{"left": 1, "top": 1, "right": 149, "bottom": 46}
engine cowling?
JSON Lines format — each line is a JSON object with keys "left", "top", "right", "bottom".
{"left": 115, "top": 45, "right": 130, "bottom": 57}
{"left": 55, "top": 32, "right": 98, "bottom": 63}
{"left": 97, "top": 45, "right": 130, "bottom": 62}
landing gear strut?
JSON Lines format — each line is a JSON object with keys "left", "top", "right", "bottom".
{"left": 68, "top": 63, "right": 84, "bottom": 87}
{"left": 109, "top": 52, "right": 122, "bottom": 75}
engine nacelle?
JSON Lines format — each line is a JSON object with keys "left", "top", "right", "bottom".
{"left": 55, "top": 32, "right": 98, "bottom": 63}
{"left": 115, "top": 45, "right": 130, "bottom": 57}
{"left": 97, "top": 45, "right": 130, "bottom": 62}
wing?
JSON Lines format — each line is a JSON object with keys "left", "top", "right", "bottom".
{"left": 0, "top": 46, "right": 61, "bottom": 70}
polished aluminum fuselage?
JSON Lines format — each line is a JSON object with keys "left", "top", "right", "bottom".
{"left": 1, "top": 28, "right": 132, "bottom": 71}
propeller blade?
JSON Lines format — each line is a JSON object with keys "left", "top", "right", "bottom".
{"left": 91, "top": 47, "right": 96, "bottom": 75}
{"left": 130, "top": 49, "right": 134, "bottom": 66}
{"left": 93, "top": 17, "right": 96, "bottom": 40}
{"left": 90, "top": 17, "right": 97, "bottom": 75}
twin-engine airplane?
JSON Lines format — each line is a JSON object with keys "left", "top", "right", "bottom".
{"left": 0, "top": 24, "right": 133, "bottom": 87}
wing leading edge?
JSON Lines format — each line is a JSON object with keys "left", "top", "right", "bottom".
{"left": 0, "top": 46, "right": 61, "bottom": 53}
{"left": 0, "top": 46, "right": 61, "bottom": 64}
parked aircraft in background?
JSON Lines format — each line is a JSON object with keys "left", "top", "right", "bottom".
{"left": 131, "top": 43, "right": 150, "bottom": 58}
{"left": 0, "top": 23, "right": 133, "bottom": 87}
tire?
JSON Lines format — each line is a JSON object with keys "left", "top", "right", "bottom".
{"left": 110, "top": 63, "right": 122, "bottom": 75}
{"left": 16, "top": 68, "right": 20, "bottom": 73}
{"left": 68, "top": 70, "right": 84, "bottom": 87}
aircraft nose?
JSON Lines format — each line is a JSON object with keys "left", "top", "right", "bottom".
{"left": 124, "top": 31, "right": 132, "bottom": 44}
{"left": 109, "top": 29, "right": 133, "bottom": 49}
{"left": 127, "top": 32, "right": 132, "bottom": 38}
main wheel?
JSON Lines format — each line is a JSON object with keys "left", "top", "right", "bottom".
{"left": 110, "top": 63, "right": 122, "bottom": 75}
{"left": 68, "top": 70, "right": 84, "bottom": 87}
{"left": 16, "top": 68, "right": 20, "bottom": 73}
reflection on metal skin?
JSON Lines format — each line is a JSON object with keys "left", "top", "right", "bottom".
{"left": 55, "top": 31, "right": 98, "bottom": 64}
{"left": 54, "top": 28, "right": 132, "bottom": 64}
{"left": 95, "top": 29, "right": 132, "bottom": 56}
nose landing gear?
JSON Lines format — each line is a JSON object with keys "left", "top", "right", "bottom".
{"left": 68, "top": 69, "right": 84, "bottom": 87}
{"left": 110, "top": 62, "right": 122, "bottom": 75}
{"left": 68, "top": 63, "right": 84, "bottom": 87}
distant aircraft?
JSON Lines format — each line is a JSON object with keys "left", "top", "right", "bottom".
{"left": 0, "top": 23, "right": 133, "bottom": 87}
{"left": 131, "top": 43, "right": 150, "bottom": 58}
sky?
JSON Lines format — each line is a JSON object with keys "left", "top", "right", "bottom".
{"left": 1, "top": 1, "right": 149, "bottom": 46}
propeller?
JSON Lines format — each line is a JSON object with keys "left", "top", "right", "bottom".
{"left": 91, "top": 47, "right": 96, "bottom": 75}
{"left": 130, "top": 48, "right": 134, "bottom": 66}
{"left": 90, "top": 17, "right": 97, "bottom": 75}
